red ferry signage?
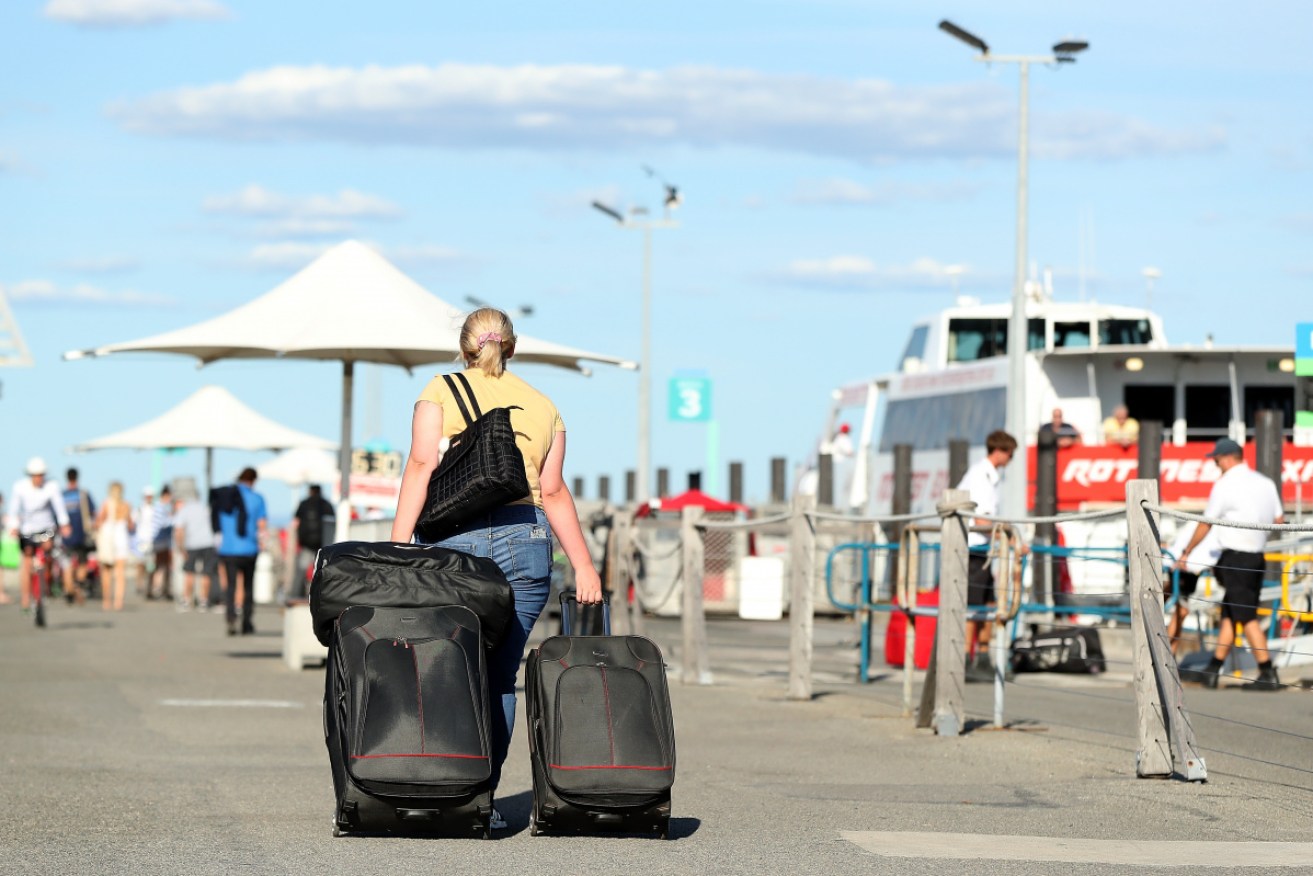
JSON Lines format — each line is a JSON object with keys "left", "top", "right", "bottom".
{"left": 1026, "top": 443, "right": 1313, "bottom": 508}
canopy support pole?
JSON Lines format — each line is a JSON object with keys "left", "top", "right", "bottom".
{"left": 205, "top": 447, "right": 213, "bottom": 494}
{"left": 340, "top": 361, "right": 354, "bottom": 503}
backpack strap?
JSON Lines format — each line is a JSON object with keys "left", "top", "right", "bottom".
{"left": 441, "top": 374, "right": 476, "bottom": 428}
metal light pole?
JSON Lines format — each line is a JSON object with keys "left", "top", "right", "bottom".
{"left": 594, "top": 183, "right": 680, "bottom": 504}
{"left": 939, "top": 20, "right": 1088, "bottom": 516}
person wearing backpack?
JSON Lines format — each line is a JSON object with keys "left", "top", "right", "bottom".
{"left": 212, "top": 468, "right": 268, "bottom": 636}
{"left": 391, "top": 307, "right": 602, "bottom": 831}
{"left": 289, "top": 484, "right": 334, "bottom": 599}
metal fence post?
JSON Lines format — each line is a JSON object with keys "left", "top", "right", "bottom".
{"left": 788, "top": 492, "right": 817, "bottom": 701}
{"left": 680, "top": 507, "right": 712, "bottom": 685}
{"left": 608, "top": 511, "right": 632, "bottom": 637}
{"left": 1126, "top": 479, "right": 1208, "bottom": 782}
{"left": 934, "top": 489, "right": 970, "bottom": 736}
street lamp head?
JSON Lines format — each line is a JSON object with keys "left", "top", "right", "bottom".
{"left": 938, "top": 19, "right": 989, "bottom": 54}
{"left": 663, "top": 185, "right": 682, "bottom": 210}
{"left": 1053, "top": 39, "right": 1089, "bottom": 60}
{"left": 591, "top": 200, "right": 626, "bottom": 224}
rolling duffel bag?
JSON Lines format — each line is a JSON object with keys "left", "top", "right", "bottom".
{"left": 525, "top": 594, "right": 676, "bottom": 838}
{"left": 325, "top": 604, "right": 495, "bottom": 837}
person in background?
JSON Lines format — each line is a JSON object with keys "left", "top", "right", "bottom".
{"left": 1175, "top": 438, "right": 1284, "bottom": 691}
{"left": 1038, "top": 407, "right": 1081, "bottom": 448}
{"left": 150, "top": 486, "right": 175, "bottom": 601}
{"left": 214, "top": 468, "right": 268, "bottom": 636}
{"left": 7, "top": 457, "right": 71, "bottom": 614}
{"left": 0, "top": 491, "right": 9, "bottom": 605}
{"left": 1165, "top": 522, "right": 1221, "bottom": 656}
{"left": 390, "top": 307, "right": 602, "bottom": 832}
{"left": 1102, "top": 404, "right": 1140, "bottom": 449}
{"left": 957, "top": 430, "right": 1023, "bottom": 683}
{"left": 173, "top": 487, "right": 216, "bottom": 612}
{"left": 62, "top": 467, "right": 96, "bottom": 605}
{"left": 133, "top": 487, "right": 158, "bottom": 598}
{"left": 289, "top": 484, "right": 334, "bottom": 600}
{"left": 94, "top": 481, "right": 134, "bottom": 612}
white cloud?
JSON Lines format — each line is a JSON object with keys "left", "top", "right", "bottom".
{"left": 57, "top": 255, "right": 140, "bottom": 274}
{"left": 204, "top": 184, "right": 402, "bottom": 220}
{"left": 243, "top": 241, "right": 466, "bottom": 271}
{"left": 109, "top": 63, "right": 1224, "bottom": 162}
{"left": 6, "top": 279, "right": 172, "bottom": 307}
{"left": 791, "top": 178, "right": 982, "bottom": 205}
{"left": 44, "top": 0, "right": 231, "bottom": 27}
{"left": 771, "top": 256, "right": 976, "bottom": 291}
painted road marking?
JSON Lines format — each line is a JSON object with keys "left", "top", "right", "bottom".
{"left": 160, "top": 699, "right": 304, "bottom": 709}
{"left": 842, "top": 831, "right": 1313, "bottom": 868}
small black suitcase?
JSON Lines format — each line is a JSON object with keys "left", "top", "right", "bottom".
{"left": 525, "top": 595, "right": 675, "bottom": 838}
{"left": 325, "top": 604, "right": 494, "bottom": 838}
{"left": 1010, "top": 625, "right": 1107, "bottom": 674}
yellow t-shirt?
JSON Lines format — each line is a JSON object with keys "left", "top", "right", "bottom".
{"left": 417, "top": 368, "right": 565, "bottom": 508}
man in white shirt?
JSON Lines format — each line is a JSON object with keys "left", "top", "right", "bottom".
{"left": 5, "top": 457, "right": 71, "bottom": 612}
{"left": 173, "top": 490, "right": 217, "bottom": 611}
{"left": 957, "top": 430, "right": 1019, "bottom": 682}
{"left": 1175, "top": 438, "right": 1284, "bottom": 691}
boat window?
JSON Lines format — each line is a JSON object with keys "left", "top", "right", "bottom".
{"left": 879, "top": 388, "right": 1007, "bottom": 452}
{"left": 1099, "top": 319, "right": 1153, "bottom": 346}
{"left": 1185, "top": 385, "right": 1230, "bottom": 440}
{"left": 1244, "top": 386, "right": 1295, "bottom": 437}
{"left": 1122, "top": 385, "right": 1174, "bottom": 428}
{"left": 1053, "top": 322, "right": 1091, "bottom": 349}
{"left": 947, "top": 319, "right": 1007, "bottom": 362}
{"left": 899, "top": 325, "right": 930, "bottom": 370}
{"left": 1028, "top": 318, "right": 1046, "bottom": 351}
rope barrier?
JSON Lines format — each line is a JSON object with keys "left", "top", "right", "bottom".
{"left": 975, "top": 507, "right": 1129, "bottom": 526}
{"left": 695, "top": 512, "right": 792, "bottom": 531}
{"left": 1141, "top": 501, "right": 1313, "bottom": 533}
{"left": 806, "top": 509, "right": 939, "bottom": 525}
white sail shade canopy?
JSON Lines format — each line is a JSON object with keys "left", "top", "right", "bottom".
{"left": 65, "top": 240, "right": 636, "bottom": 499}
{"left": 256, "top": 447, "right": 341, "bottom": 487}
{"left": 72, "top": 385, "right": 335, "bottom": 488}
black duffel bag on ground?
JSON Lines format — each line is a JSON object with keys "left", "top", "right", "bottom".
{"left": 415, "top": 372, "right": 530, "bottom": 542}
{"left": 309, "top": 541, "right": 514, "bottom": 648}
{"left": 1010, "top": 625, "right": 1106, "bottom": 674}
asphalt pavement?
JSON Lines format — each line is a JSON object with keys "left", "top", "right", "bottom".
{"left": 2, "top": 579, "right": 1312, "bottom": 876}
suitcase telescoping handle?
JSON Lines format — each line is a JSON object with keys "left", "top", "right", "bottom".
{"left": 559, "top": 591, "right": 611, "bottom": 637}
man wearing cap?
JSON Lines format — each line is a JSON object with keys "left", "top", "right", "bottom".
{"left": 1175, "top": 438, "right": 1284, "bottom": 691}
{"left": 5, "top": 458, "right": 71, "bottom": 614}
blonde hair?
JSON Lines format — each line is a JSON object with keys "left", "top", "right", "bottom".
{"left": 460, "top": 307, "right": 516, "bottom": 378}
{"left": 108, "top": 481, "right": 124, "bottom": 502}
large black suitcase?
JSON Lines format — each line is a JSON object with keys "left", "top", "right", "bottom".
{"left": 1010, "top": 625, "right": 1107, "bottom": 674}
{"left": 325, "top": 604, "right": 494, "bottom": 838}
{"left": 310, "top": 541, "right": 514, "bottom": 649}
{"left": 525, "top": 595, "right": 675, "bottom": 838}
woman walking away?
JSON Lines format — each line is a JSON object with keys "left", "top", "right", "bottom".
{"left": 95, "top": 481, "right": 134, "bottom": 611}
{"left": 391, "top": 307, "right": 602, "bottom": 831}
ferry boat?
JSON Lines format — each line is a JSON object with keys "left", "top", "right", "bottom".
{"left": 825, "top": 280, "right": 1313, "bottom": 621}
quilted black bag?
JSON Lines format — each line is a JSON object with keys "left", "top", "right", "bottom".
{"left": 416, "top": 372, "right": 530, "bottom": 541}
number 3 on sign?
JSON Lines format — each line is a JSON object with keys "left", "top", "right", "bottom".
{"left": 678, "top": 387, "right": 702, "bottom": 419}
{"left": 669, "top": 376, "right": 711, "bottom": 422}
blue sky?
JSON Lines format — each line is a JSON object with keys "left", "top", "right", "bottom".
{"left": 2, "top": 0, "right": 1311, "bottom": 514}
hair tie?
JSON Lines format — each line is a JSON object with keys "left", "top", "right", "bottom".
{"left": 477, "top": 332, "right": 503, "bottom": 350}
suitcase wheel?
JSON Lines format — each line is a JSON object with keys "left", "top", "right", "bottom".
{"left": 658, "top": 816, "right": 670, "bottom": 840}
{"left": 528, "top": 809, "right": 543, "bottom": 837}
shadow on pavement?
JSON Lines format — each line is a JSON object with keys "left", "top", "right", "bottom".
{"left": 225, "top": 651, "right": 282, "bottom": 660}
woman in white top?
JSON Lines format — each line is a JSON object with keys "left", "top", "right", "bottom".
{"left": 95, "top": 482, "right": 134, "bottom": 611}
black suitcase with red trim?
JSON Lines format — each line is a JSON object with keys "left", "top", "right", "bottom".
{"left": 324, "top": 604, "right": 494, "bottom": 837}
{"left": 525, "top": 595, "right": 675, "bottom": 838}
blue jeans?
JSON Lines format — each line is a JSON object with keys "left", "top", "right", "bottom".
{"left": 424, "top": 505, "right": 551, "bottom": 792}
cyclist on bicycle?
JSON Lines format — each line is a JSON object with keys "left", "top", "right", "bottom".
{"left": 6, "top": 457, "right": 71, "bottom": 612}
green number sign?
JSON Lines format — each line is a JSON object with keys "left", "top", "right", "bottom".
{"left": 669, "top": 376, "right": 712, "bottom": 422}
